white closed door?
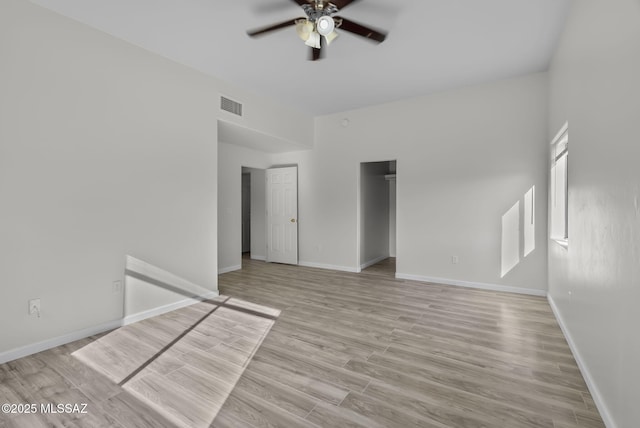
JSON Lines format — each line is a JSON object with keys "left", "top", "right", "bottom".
{"left": 266, "top": 166, "right": 298, "bottom": 265}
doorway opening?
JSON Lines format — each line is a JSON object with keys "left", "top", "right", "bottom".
{"left": 241, "top": 167, "right": 267, "bottom": 266}
{"left": 359, "top": 160, "right": 397, "bottom": 277}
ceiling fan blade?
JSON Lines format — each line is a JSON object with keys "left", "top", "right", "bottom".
{"left": 309, "top": 35, "right": 325, "bottom": 61}
{"left": 310, "top": 46, "right": 322, "bottom": 61}
{"left": 335, "top": 16, "right": 387, "bottom": 43}
{"left": 330, "top": 0, "right": 361, "bottom": 10}
{"left": 247, "top": 18, "right": 301, "bottom": 37}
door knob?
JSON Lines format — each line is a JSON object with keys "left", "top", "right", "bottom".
{"left": 290, "top": 218, "right": 296, "bottom": 223}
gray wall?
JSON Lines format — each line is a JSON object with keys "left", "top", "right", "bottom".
{"left": 250, "top": 168, "right": 267, "bottom": 261}
{"left": 360, "top": 162, "right": 390, "bottom": 267}
{"left": 389, "top": 178, "right": 397, "bottom": 257}
{"left": 548, "top": 0, "right": 640, "bottom": 426}
{"left": 273, "top": 73, "right": 549, "bottom": 293}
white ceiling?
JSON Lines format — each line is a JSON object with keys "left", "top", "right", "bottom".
{"left": 29, "top": 0, "right": 570, "bottom": 116}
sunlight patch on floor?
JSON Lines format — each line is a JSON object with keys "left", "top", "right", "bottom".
{"left": 72, "top": 296, "right": 279, "bottom": 428}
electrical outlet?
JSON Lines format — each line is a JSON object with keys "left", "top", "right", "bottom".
{"left": 451, "top": 256, "right": 459, "bottom": 264}
{"left": 28, "top": 299, "right": 41, "bottom": 318}
{"left": 112, "top": 280, "right": 122, "bottom": 294}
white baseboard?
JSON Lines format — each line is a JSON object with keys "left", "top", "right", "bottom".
{"left": 360, "top": 255, "right": 389, "bottom": 270}
{"left": 250, "top": 255, "right": 266, "bottom": 261}
{"left": 0, "top": 289, "right": 220, "bottom": 365}
{"left": 0, "top": 319, "right": 123, "bottom": 365}
{"left": 218, "top": 264, "right": 241, "bottom": 275}
{"left": 395, "top": 272, "right": 547, "bottom": 297}
{"left": 547, "top": 295, "right": 616, "bottom": 428}
{"left": 123, "top": 290, "right": 219, "bottom": 326}
{"left": 298, "top": 260, "right": 360, "bottom": 273}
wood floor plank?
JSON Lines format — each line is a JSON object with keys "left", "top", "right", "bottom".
{"left": 99, "top": 392, "right": 180, "bottom": 428}
{"left": 245, "top": 358, "right": 349, "bottom": 405}
{"left": 260, "top": 330, "right": 351, "bottom": 367}
{"left": 339, "top": 391, "right": 448, "bottom": 428}
{"left": 274, "top": 317, "right": 389, "bottom": 353}
{"left": 72, "top": 335, "right": 158, "bottom": 383}
{"left": 125, "top": 374, "right": 214, "bottom": 428}
{"left": 0, "top": 371, "right": 34, "bottom": 411}
{"left": 574, "top": 408, "right": 607, "bottom": 428}
{"left": 212, "top": 387, "right": 318, "bottom": 428}
{"left": 232, "top": 369, "right": 319, "bottom": 419}
{"left": 205, "top": 342, "right": 254, "bottom": 367}
{"left": 10, "top": 365, "right": 74, "bottom": 401}
{"left": 271, "top": 321, "right": 380, "bottom": 358}
{"left": 1, "top": 414, "right": 50, "bottom": 428}
{"left": 280, "top": 309, "right": 393, "bottom": 343}
{"left": 226, "top": 335, "right": 270, "bottom": 354}
{"left": 34, "top": 387, "right": 120, "bottom": 428}
{"left": 34, "top": 347, "right": 123, "bottom": 403}
{"left": 210, "top": 410, "right": 259, "bottom": 428}
{"left": 164, "top": 365, "right": 231, "bottom": 417}
{"left": 254, "top": 345, "right": 371, "bottom": 393}
{"left": 178, "top": 347, "right": 245, "bottom": 386}
{"left": 581, "top": 391, "right": 598, "bottom": 412}
{"left": 306, "top": 401, "right": 386, "bottom": 428}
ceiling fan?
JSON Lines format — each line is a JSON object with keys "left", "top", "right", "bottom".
{"left": 247, "top": 0, "right": 387, "bottom": 61}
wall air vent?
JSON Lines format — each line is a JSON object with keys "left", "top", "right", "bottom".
{"left": 220, "top": 96, "right": 243, "bottom": 116}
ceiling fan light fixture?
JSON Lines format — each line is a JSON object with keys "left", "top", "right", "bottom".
{"left": 304, "top": 31, "right": 321, "bottom": 49}
{"left": 316, "top": 16, "right": 335, "bottom": 36}
{"left": 295, "top": 19, "right": 314, "bottom": 41}
{"left": 324, "top": 30, "right": 339, "bottom": 45}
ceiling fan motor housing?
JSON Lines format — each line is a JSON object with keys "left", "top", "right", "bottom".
{"left": 302, "top": 2, "right": 339, "bottom": 22}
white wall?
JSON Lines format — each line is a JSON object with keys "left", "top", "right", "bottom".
{"left": 0, "top": 0, "right": 218, "bottom": 355}
{"left": 217, "top": 142, "right": 272, "bottom": 273}
{"left": 548, "top": 1, "right": 640, "bottom": 427}
{"left": 123, "top": 256, "right": 217, "bottom": 323}
{"left": 217, "top": 88, "right": 313, "bottom": 151}
{"left": 273, "top": 73, "right": 549, "bottom": 292}
{"left": 0, "top": 0, "right": 310, "bottom": 359}
{"left": 360, "top": 162, "right": 390, "bottom": 267}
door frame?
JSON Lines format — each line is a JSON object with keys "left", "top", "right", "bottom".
{"left": 356, "top": 159, "right": 397, "bottom": 273}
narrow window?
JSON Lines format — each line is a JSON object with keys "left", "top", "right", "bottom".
{"left": 524, "top": 186, "right": 535, "bottom": 257}
{"left": 550, "top": 123, "right": 568, "bottom": 245}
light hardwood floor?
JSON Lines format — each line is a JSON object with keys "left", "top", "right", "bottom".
{"left": 0, "top": 258, "right": 604, "bottom": 427}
